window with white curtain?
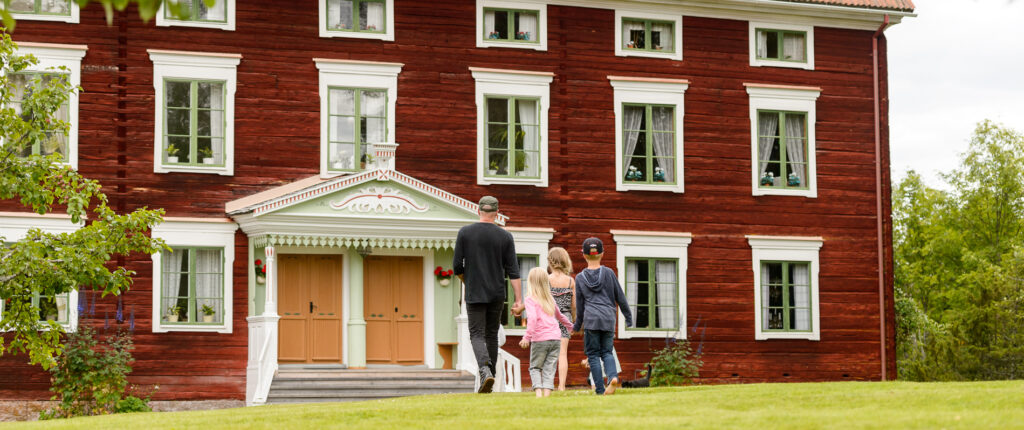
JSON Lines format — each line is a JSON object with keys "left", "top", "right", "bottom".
{"left": 746, "top": 84, "right": 819, "bottom": 197}
{"left": 12, "top": 43, "right": 86, "bottom": 169}
{"left": 477, "top": 0, "right": 547, "bottom": 51}
{"left": 748, "top": 235, "right": 822, "bottom": 341}
{"left": 156, "top": 0, "right": 235, "bottom": 30}
{"left": 327, "top": 87, "right": 387, "bottom": 173}
{"left": 472, "top": 67, "right": 552, "bottom": 187}
{"left": 320, "top": 0, "right": 394, "bottom": 40}
{"left": 612, "top": 230, "right": 691, "bottom": 339}
{"left": 749, "top": 22, "right": 814, "bottom": 70}
{"left": 8, "top": 0, "right": 78, "bottom": 22}
{"left": 614, "top": 10, "right": 682, "bottom": 61}
{"left": 9, "top": 72, "right": 71, "bottom": 161}
{"left": 610, "top": 77, "right": 688, "bottom": 193}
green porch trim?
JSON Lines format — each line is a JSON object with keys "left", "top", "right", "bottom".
{"left": 252, "top": 234, "right": 455, "bottom": 250}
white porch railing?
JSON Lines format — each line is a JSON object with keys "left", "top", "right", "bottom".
{"left": 245, "top": 315, "right": 279, "bottom": 406}
{"left": 495, "top": 348, "right": 521, "bottom": 393}
{"left": 456, "top": 280, "right": 522, "bottom": 393}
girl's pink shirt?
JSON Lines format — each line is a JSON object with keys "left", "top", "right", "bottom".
{"left": 522, "top": 295, "right": 574, "bottom": 343}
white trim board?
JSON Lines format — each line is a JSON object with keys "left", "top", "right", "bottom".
{"left": 155, "top": 0, "right": 237, "bottom": 31}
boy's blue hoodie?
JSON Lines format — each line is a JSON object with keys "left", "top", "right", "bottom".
{"left": 573, "top": 266, "right": 633, "bottom": 332}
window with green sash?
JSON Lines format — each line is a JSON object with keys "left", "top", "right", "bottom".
{"left": 9, "top": 72, "right": 70, "bottom": 161}
{"left": 160, "top": 247, "right": 225, "bottom": 325}
{"left": 2, "top": 292, "right": 72, "bottom": 324}
{"left": 485, "top": 96, "right": 540, "bottom": 179}
{"left": 501, "top": 255, "right": 537, "bottom": 329}
{"left": 163, "top": 79, "right": 226, "bottom": 167}
{"left": 164, "top": 0, "right": 226, "bottom": 22}
{"left": 622, "top": 103, "right": 675, "bottom": 185}
{"left": 755, "top": 29, "right": 806, "bottom": 63}
{"left": 327, "top": 87, "right": 386, "bottom": 172}
{"left": 760, "top": 261, "right": 812, "bottom": 332}
{"left": 5, "top": 0, "right": 71, "bottom": 15}
{"left": 326, "top": 0, "right": 385, "bottom": 33}
{"left": 756, "top": 110, "right": 808, "bottom": 189}
{"left": 483, "top": 8, "right": 539, "bottom": 43}
{"left": 625, "top": 258, "right": 678, "bottom": 331}
{"left": 621, "top": 18, "right": 674, "bottom": 52}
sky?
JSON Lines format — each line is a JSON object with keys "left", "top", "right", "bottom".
{"left": 887, "top": 0, "right": 1024, "bottom": 188}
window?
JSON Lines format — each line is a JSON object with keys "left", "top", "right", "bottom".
{"left": 610, "top": 76, "right": 687, "bottom": 193}
{"left": 625, "top": 258, "right": 678, "bottom": 331}
{"left": 746, "top": 84, "right": 819, "bottom": 197}
{"left": 476, "top": 1, "right": 546, "bottom": 51}
{"left": 151, "top": 219, "right": 237, "bottom": 333}
{"left": 156, "top": 0, "right": 235, "bottom": 31}
{"left": 5, "top": 0, "right": 78, "bottom": 23}
{"left": 10, "top": 43, "right": 86, "bottom": 169}
{"left": 3, "top": 291, "right": 74, "bottom": 325}
{"left": 503, "top": 227, "right": 553, "bottom": 335}
{"left": 749, "top": 22, "right": 814, "bottom": 70}
{"left": 320, "top": 0, "right": 394, "bottom": 41}
{"left": 614, "top": 10, "right": 681, "bottom": 61}
{"left": 149, "top": 49, "right": 240, "bottom": 176}
{"left": 501, "top": 255, "right": 538, "bottom": 330}
{"left": 315, "top": 59, "right": 402, "bottom": 178}
{"left": 471, "top": 68, "right": 552, "bottom": 187}
{"left": 611, "top": 230, "right": 691, "bottom": 339}
{"left": 747, "top": 235, "right": 822, "bottom": 341}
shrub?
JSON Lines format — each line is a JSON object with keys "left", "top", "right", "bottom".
{"left": 645, "top": 339, "right": 703, "bottom": 387}
{"left": 115, "top": 395, "right": 152, "bottom": 414}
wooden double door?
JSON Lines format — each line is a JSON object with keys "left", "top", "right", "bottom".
{"left": 278, "top": 254, "right": 344, "bottom": 364}
{"left": 364, "top": 256, "right": 424, "bottom": 365}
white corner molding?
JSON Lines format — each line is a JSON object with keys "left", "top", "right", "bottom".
{"left": 149, "top": 49, "right": 241, "bottom": 176}
{"left": 155, "top": 0, "right": 237, "bottom": 31}
{"left": 746, "top": 83, "right": 820, "bottom": 198}
{"left": 614, "top": 9, "right": 683, "bottom": 61}
{"left": 314, "top": 59, "right": 403, "bottom": 178}
{"left": 747, "top": 235, "right": 823, "bottom": 341}
{"left": 471, "top": 67, "right": 553, "bottom": 187}
{"left": 476, "top": 0, "right": 548, "bottom": 51}
{"left": 319, "top": 0, "right": 395, "bottom": 41}
{"left": 611, "top": 230, "right": 692, "bottom": 339}
{"left": 150, "top": 219, "right": 239, "bottom": 334}
{"left": 748, "top": 21, "right": 815, "bottom": 70}
{"left": 609, "top": 77, "right": 689, "bottom": 193}
{"left": 9, "top": 2, "right": 79, "bottom": 23}
{"left": 15, "top": 42, "right": 88, "bottom": 170}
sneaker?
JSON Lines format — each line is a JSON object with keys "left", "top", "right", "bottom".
{"left": 604, "top": 377, "right": 619, "bottom": 395}
{"left": 478, "top": 368, "right": 495, "bottom": 394}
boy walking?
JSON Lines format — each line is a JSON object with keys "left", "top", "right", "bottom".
{"left": 573, "top": 237, "right": 632, "bottom": 395}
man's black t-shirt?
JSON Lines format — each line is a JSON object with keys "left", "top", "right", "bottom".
{"left": 452, "top": 222, "right": 520, "bottom": 304}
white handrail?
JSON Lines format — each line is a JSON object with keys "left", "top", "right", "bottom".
{"left": 252, "top": 326, "right": 274, "bottom": 404}
{"left": 495, "top": 348, "right": 521, "bottom": 393}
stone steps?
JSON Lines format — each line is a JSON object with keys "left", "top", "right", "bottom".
{"left": 266, "top": 368, "right": 476, "bottom": 404}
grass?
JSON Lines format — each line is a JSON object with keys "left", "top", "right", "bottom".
{"left": 6, "top": 381, "right": 1024, "bottom": 429}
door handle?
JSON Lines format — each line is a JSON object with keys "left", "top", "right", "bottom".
{"left": 310, "top": 301, "right": 314, "bottom": 313}
{"left": 395, "top": 306, "right": 398, "bottom": 312}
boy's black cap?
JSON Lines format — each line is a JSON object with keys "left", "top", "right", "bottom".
{"left": 582, "top": 237, "right": 603, "bottom": 256}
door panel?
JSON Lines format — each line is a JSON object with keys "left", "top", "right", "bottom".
{"left": 277, "top": 254, "right": 343, "bottom": 364}
{"left": 364, "top": 257, "right": 394, "bottom": 363}
{"left": 364, "top": 256, "right": 424, "bottom": 365}
{"left": 396, "top": 257, "right": 424, "bottom": 364}
{"left": 311, "top": 256, "right": 343, "bottom": 362}
{"left": 278, "top": 255, "right": 309, "bottom": 362}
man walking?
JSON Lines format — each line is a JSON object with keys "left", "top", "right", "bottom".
{"left": 453, "top": 196, "right": 522, "bottom": 393}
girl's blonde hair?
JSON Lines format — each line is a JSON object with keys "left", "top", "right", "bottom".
{"left": 547, "top": 247, "right": 572, "bottom": 275}
{"left": 527, "top": 267, "right": 557, "bottom": 316}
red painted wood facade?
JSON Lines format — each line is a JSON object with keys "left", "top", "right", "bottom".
{"left": 0, "top": 0, "right": 900, "bottom": 400}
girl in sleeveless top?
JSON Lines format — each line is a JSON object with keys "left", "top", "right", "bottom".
{"left": 547, "top": 247, "right": 576, "bottom": 391}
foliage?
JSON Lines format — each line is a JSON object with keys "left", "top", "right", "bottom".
{"left": 0, "top": 32, "right": 166, "bottom": 369}
{"left": 644, "top": 339, "right": 702, "bottom": 387}
{"left": 40, "top": 326, "right": 149, "bottom": 419}
{"left": 1, "top": 1, "right": 219, "bottom": 30}
{"left": 114, "top": 395, "right": 152, "bottom": 414}
{"left": 895, "top": 120, "right": 1024, "bottom": 380}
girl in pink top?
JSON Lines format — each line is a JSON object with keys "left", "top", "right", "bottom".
{"left": 518, "top": 267, "right": 574, "bottom": 397}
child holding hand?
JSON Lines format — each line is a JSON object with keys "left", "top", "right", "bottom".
{"left": 518, "top": 267, "right": 574, "bottom": 397}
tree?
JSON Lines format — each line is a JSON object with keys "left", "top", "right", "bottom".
{"left": 0, "top": 33, "right": 165, "bottom": 369}
{"left": 1, "top": 0, "right": 219, "bottom": 30}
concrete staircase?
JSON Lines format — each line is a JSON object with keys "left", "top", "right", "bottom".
{"left": 266, "top": 367, "right": 477, "bottom": 404}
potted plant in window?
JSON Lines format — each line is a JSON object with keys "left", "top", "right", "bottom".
{"left": 199, "top": 147, "right": 215, "bottom": 164}
{"left": 201, "top": 304, "right": 216, "bottom": 323}
{"left": 166, "top": 144, "right": 180, "bottom": 163}
{"left": 166, "top": 305, "right": 181, "bottom": 323}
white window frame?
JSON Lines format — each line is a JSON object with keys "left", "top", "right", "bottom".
{"left": 318, "top": 0, "right": 395, "bottom": 41}
{"left": 747, "top": 235, "right": 822, "bottom": 341}
{"left": 471, "top": 67, "right": 552, "bottom": 187}
{"left": 13, "top": 42, "right": 87, "bottom": 170}
{"left": 614, "top": 10, "right": 682, "bottom": 61}
{"left": 314, "top": 58, "right": 402, "bottom": 178}
{"left": 155, "top": 0, "right": 237, "bottom": 31}
{"left": 476, "top": 0, "right": 547, "bottom": 51}
{"left": 7, "top": 1, "right": 79, "bottom": 23}
{"left": 749, "top": 21, "right": 814, "bottom": 70}
{"left": 151, "top": 219, "right": 238, "bottom": 334}
{"left": 503, "top": 227, "right": 553, "bottom": 336}
{"left": 610, "top": 76, "right": 688, "bottom": 193}
{"left": 746, "top": 83, "right": 820, "bottom": 198}
{"left": 611, "top": 230, "right": 691, "bottom": 339}
{"left": 149, "top": 49, "right": 240, "bottom": 176}
{"left": 0, "top": 213, "right": 83, "bottom": 332}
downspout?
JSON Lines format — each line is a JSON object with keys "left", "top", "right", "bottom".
{"left": 873, "top": 14, "right": 890, "bottom": 381}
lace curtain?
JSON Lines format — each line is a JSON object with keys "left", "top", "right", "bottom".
{"left": 791, "top": 264, "right": 810, "bottom": 330}
{"left": 651, "top": 107, "right": 674, "bottom": 182}
{"left": 783, "top": 33, "right": 805, "bottom": 61}
{"left": 196, "top": 249, "right": 223, "bottom": 323}
{"left": 758, "top": 112, "right": 780, "bottom": 179}
{"left": 162, "top": 249, "right": 186, "bottom": 320}
{"left": 516, "top": 99, "right": 538, "bottom": 176}
{"left": 622, "top": 20, "right": 644, "bottom": 48}
{"left": 651, "top": 22, "right": 672, "bottom": 51}
{"left": 785, "top": 114, "right": 806, "bottom": 185}
{"left": 761, "top": 263, "right": 772, "bottom": 329}
{"left": 626, "top": 261, "right": 638, "bottom": 321}
{"left": 517, "top": 12, "right": 537, "bottom": 41}
{"left": 622, "top": 106, "right": 643, "bottom": 179}
{"left": 363, "top": 1, "right": 384, "bottom": 30}
{"left": 655, "top": 260, "right": 677, "bottom": 329}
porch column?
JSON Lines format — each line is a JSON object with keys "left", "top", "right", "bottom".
{"left": 347, "top": 250, "right": 367, "bottom": 368}
{"left": 264, "top": 246, "right": 278, "bottom": 316}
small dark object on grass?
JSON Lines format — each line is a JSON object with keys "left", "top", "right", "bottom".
{"left": 622, "top": 364, "right": 653, "bottom": 388}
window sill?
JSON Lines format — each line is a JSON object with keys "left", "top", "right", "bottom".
{"left": 617, "top": 182, "right": 684, "bottom": 193}
{"left": 619, "top": 329, "right": 683, "bottom": 339}
{"left": 751, "top": 58, "right": 813, "bottom": 70}
{"left": 155, "top": 164, "right": 233, "bottom": 176}
{"left": 319, "top": 29, "right": 394, "bottom": 41}
{"left": 153, "top": 323, "right": 231, "bottom": 334}
{"left": 478, "top": 40, "right": 546, "bottom": 51}
{"left": 615, "top": 49, "right": 682, "bottom": 61}
{"left": 156, "top": 20, "right": 235, "bottom": 31}
{"left": 11, "top": 13, "right": 77, "bottom": 23}
{"left": 756, "top": 331, "right": 819, "bottom": 341}
{"left": 479, "top": 175, "right": 547, "bottom": 187}
{"left": 752, "top": 187, "right": 816, "bottom": 198}
{"left": 503, "top": 328, "right": 526, "bottom": 336}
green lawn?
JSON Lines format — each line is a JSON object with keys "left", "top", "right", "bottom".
{"left": 6, "top": 381, "right": 1023, "bottom": 429}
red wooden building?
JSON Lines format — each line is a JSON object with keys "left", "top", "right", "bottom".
{"left": 0, "top": 0, "right": 914, "bottom": 405}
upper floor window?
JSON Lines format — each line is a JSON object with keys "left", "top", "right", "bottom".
{"left": 612, "top": 230, "right": 691, "bottom": 339}
{"left": 156, "top": 0, "right": 236, "bottom": 31}
{"left": 149, "top": 49, "right": 240, "bottom": 176}
{"left": 614, "top": 10, "right": 681, "bottom": 61}
{"left": 10, "top": 72, "right": 69, "bottom": 160}
{"left": 5, "top": 0, "right": 79, "bottom": 23}
{"left": 471, "top": 67, "right": 552, "bottom": 187}
{"left": 610, "top": 76, "right": 688, "bottom": 193}
{"left": 320, "top": 0, "right": 394, "bottom": 41}
{"left": 749, "top": 22, "right": 814, "bottom": 70}
{"left": 476, "top": 1, "right": 546, "bottom": 51}
{"left": 747, "top": 235, "right": 822, "bottom": 341}
{"left": 746, "top": 84, "right": 820, "bottom": 197}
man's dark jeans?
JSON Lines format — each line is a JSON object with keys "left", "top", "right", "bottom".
{"left": 584, "top": 329, "right": 617, "bottom": 394}
{"left": 467, "top": 301, "right": 503, "bottom": 376}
